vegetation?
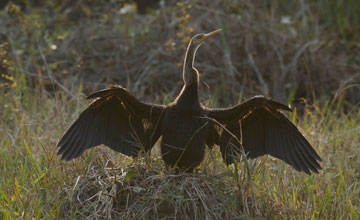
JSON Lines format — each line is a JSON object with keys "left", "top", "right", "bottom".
{"left": 1, "top": 0, "right": 359, "bottom": 219}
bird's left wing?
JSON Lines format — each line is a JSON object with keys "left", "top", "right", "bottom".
{"left": 220, "top": 107, "right": 322, "bottom": 174}
{"left": 207, "top": 96, "right": 291, "bottom": 124}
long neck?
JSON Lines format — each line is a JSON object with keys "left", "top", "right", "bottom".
{"left": 183, "top": 40, "right": 199, "bottom": 86}
{"left": 175, "top": 41, "right": 201, "bottom": 110}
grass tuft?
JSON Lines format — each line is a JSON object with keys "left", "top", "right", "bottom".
{"left": 59, "top": 162, "right": 255, "bottom": 219}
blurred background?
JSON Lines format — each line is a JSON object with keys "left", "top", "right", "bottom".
{"left": 1, "top": 0, "right": 360, "bottom": 108}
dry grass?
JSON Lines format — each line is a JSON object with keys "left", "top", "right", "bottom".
{"left": 59, "top": 162, "right": 255, "bottom": 219}
{"left": 1, "top": 85, "right": 359, "bottom": 219}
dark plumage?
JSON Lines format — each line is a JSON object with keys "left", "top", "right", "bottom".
{"left": 57, "top": 30, "right": 322, "bottom": 174}
{"left": 220, "top": 108, "right": 322, "bottom": 174}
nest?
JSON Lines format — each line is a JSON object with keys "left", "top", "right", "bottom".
{"left": 60, "top": 161, "right": 259, "bottom": 219}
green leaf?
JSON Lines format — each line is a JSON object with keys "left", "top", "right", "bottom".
{"left": 133, "top": 186, "right": 145, "bottom": 193}
{"left": 125, "top": 168, "right": 136, "bottom": 182}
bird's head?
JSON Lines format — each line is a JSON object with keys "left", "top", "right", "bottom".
{"left": 189, "top": 29, "right": 222, "bottom": 52}
{"left": 183, "top": 29, "right": 221, "bottom": 85}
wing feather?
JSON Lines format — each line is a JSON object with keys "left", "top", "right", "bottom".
{"left": 219, "top": 107, "right": 322, "bottom": 174}
{"left": 57, "top": 86, "right": 164, "bottom": 160}
{"left": 58, "top": 118, "right": 84, "bottom": 156}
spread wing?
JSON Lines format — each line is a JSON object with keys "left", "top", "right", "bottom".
{"left": 57, "top": 85, "right": 164, "bottom": 161}
{"left": 220, "top": 107, "right": 322, "bottom": 174}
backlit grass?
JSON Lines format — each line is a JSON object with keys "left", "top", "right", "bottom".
{"left": 1, "top": 86, "right": 359, "bottom": 219}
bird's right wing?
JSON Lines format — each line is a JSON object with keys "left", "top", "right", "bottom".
{"left": 57, "top": 85, "right": 165, "bottom": 161}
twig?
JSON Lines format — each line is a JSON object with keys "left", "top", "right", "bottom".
{"left": 247, "top": 53, "right": 269, "bottom": 95}
{"left": 36, "top": 39, "right": 80, "bottom": 103}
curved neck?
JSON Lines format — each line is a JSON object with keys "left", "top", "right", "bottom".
{"left": 175, "top": 40, "right": 201, "bottom": 110}
{"left": 183, "top": 40, "right": 200, "bottom": 86}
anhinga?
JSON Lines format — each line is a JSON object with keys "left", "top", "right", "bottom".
{"left": 57, "top": 29, "right": 322, "bottom": 174}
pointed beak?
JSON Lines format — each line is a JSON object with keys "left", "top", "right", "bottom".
{"left": 200, "top": 29, "right": 222, "bottom": 42}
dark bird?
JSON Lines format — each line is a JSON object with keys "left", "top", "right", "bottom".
{"left": 57, "top": 29, "right": 322, "bottom": 174}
